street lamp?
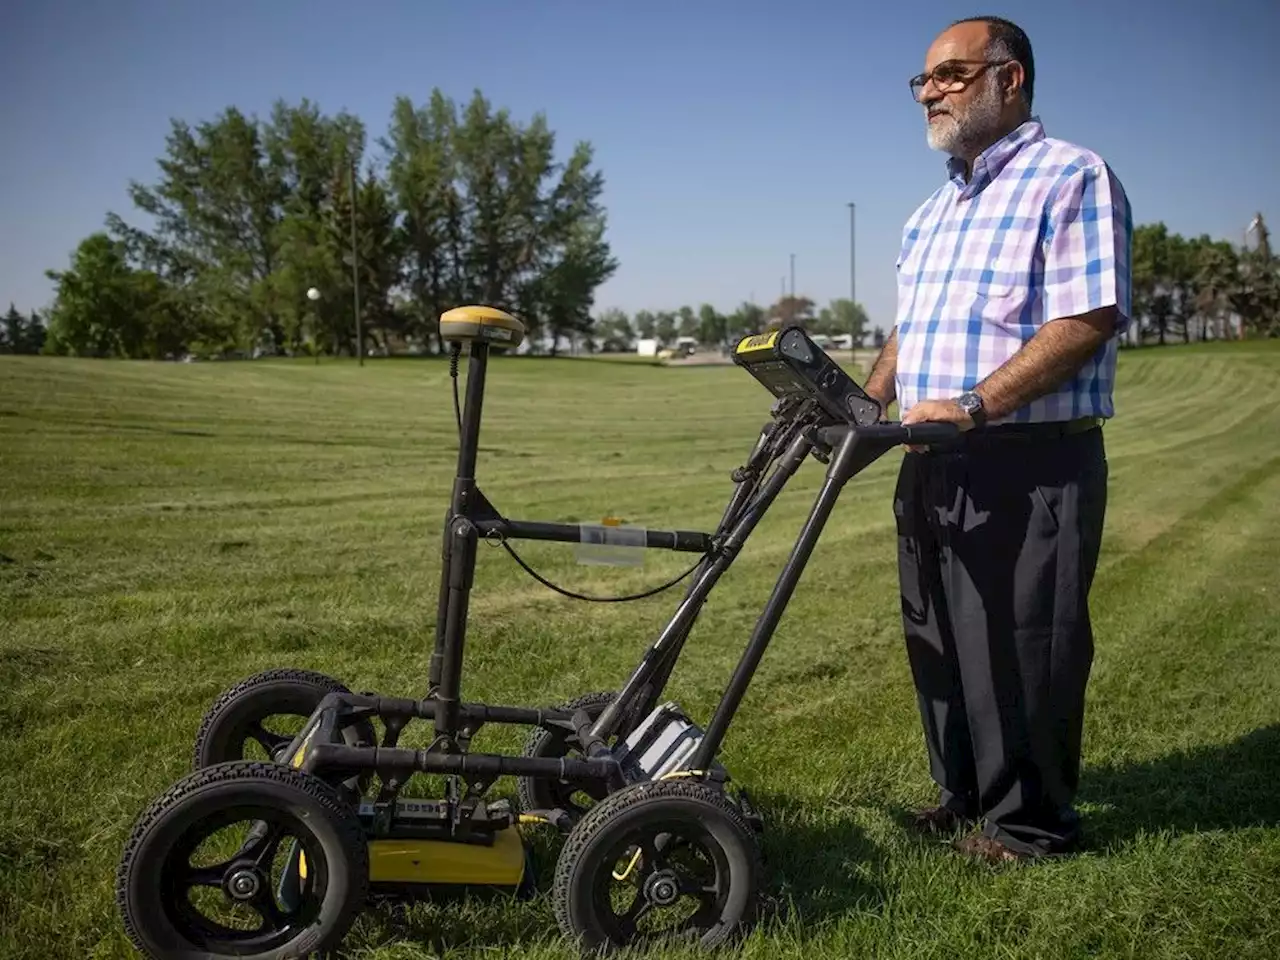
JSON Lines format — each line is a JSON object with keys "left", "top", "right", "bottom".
{"left": 349, "top": 156, "right": 363, "bottom": 367}
{"left": 847, "top": 202, "right": 857, "bottom": 363}
{"left": 307, "top": 287, "right": 321, "bottom": 364}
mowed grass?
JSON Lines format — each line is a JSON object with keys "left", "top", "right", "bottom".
{"left": 2, "top": 342, "right": 1279, "bottom": 960}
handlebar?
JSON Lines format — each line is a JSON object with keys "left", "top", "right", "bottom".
{"left": 816, "top": 421, "right": 961, "bottom": 449}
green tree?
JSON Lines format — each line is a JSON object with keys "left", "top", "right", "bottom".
{"left": 1132, "top": 222, "right": 1171, "bottom": 345}
{"left": 1108, "top": 218, "right": 1276, "bottom": 343}
{"left": 381, "top": 92, "right": 463, "bottom": 354}
{"left": 410, "top": 89, "right": 617, "bottom": 354}
{"left": 815, "top": 298, "right": 868, "bottom": 343}
{"left": 697, "top": 303, "right": 726, "bottom": 346}
{"left": 43, "top": 233, "right": 192, "bottom": 358}
{"left": 1193, "top": 237, "right": 1240, "bottom": 341}
{"left": 654, "top": 311, "right": 677, "bottom": 346}
{"left": 107, "top": 106, "right": 291, "bottom": 352}
{"left": 633, "top": 310, "right": 656, "bottom": 339}
{"left": 726, "top": 302, "right": 766, "bottom": 341}
{"left": 592, "top": 307, "right": 633, "bottom": 352}
{"left": 677, "top": 306, "right": 698, "bottom": 340}
{"left": 353, "top": 171, "right": 404, "bottom": 354}
{"left": 2, "top": 304, "right": 25, "bottom": 354}
{"left": 24, "top": 310, "right": 47, "bottom": 354}
{"left": 768, "top": 295, "right": 816, "bottom": 328}
{"left": 262, "top": 99, "right": 367, "bottom": 355}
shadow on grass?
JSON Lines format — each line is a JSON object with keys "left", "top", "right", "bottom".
{"left": 349, "top": 787, "right": 893, "bottom": 955}
{"left": 1079, "top": 723, "right": 1280, "bottom": 848}
{"left": 748, "top": 787, "right": 893, "bottom": 927}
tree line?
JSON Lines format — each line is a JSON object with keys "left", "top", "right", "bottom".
{"left": 1132, "top": 218, "right": 1277, "bottom": 344}
{"left": 11, "top": 83, "right": 1277, "bottom": 360}
{"left": 34, "top": 90, "right": 616, "bottom": 360}
{"left": 589, "top": 296, "right": 876, "bottom": 355}
{"left": 1, "top": 305, "right": 47, "bottom": 355}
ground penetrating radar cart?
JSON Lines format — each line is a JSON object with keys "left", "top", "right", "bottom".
{"left": 116, "top": 305, "right": 958, "bottom": 958}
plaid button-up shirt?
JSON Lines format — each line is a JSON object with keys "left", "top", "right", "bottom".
{"left": 893, "top": 118, "right": 1133, "bottom": 423}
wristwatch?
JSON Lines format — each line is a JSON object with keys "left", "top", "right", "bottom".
{"left": 955, "top": 391, "right": 987, "bottom": 428}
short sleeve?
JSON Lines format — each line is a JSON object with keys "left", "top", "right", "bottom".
{"left": 1041, "top": 162, "right": 1132, "bottom": 333}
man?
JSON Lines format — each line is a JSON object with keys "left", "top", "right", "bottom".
{"left": 862, "top": 16, "right": 1132, "bottom": 864}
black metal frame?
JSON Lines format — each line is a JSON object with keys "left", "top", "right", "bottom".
{"left": 284, "top": 332, "right": 958, "bottom": 842}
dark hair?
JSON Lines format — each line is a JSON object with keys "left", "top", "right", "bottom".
{"left": 951, "top": 16, "right": 1034, "bottom": 108}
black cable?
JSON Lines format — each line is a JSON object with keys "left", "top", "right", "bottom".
{"left": 496, "top": 539, "right": 709, "bottom": 603}
{"left": 450, "top": 344, "right": 462, "bottom": 434}
{"left": 449, "top": 343, "right": 710, "bottom": 603}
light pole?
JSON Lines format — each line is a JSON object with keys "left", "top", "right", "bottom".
{"left": 847, "top": 202, "right": 857, "bottom": 362}
{"left": 306, "top": 287, "right": 321, "bottom": 364}
{"left": 349, "top": 156, "right": 363, "bottom": 367}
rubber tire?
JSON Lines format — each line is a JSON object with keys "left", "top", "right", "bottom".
{"left": 192, "top": 667, "right": 377, "bottom": 770}
{"left": 553, "top": 779, "right": 762, "bottom": 954}
{"left": 116, "top": 760, "right": 369, "bottom": 960}
{"left": 517, "top": 691, "right": 617, "bottom": 817}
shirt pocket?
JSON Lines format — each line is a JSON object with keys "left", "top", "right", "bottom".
{"left": 939, "top": 277, "right": 1020, "bottom": 326}
{"left": 941, "top": 240, "right": 1033, "bottom": 325}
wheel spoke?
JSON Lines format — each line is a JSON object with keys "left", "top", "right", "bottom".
{"left": 677, "top": 875, "right": 719, "bottom": 898}
{"left": 617, "top": 888, "right": 652, "bottom": 937}
{"left": 638, "top": 835, "right": 664, "bottom": 873}
{"left": 245, "top": 720, "right": 290, "bottom": 757}
{"left": 181, "top": 860, "right": 232, "bottom": 889}
{"left": 240, "top": 821, "right": 287, "bottom": 868}
{"left": 249, "top": 886, "right": 288, "bottom": 932}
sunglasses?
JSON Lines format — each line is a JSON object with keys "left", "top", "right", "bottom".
{"left": 909, "top": 59, "right": 1012, "bottom": 102}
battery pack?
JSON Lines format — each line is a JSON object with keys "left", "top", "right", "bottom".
{"left": 612, "top": 702, "right": 728, "bottom": 783}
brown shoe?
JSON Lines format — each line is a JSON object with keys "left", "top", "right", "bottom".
{"left": 911, "top": 805, "right": 969, "bottom": 836}
{"left": 953, "top": 832, "right": 1026, "bottom": 864}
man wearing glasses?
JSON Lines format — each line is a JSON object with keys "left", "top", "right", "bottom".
{"left": 862, "top": 16, "right": 1132, "bottom": 864}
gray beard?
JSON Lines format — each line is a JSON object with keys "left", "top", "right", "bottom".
{"left": 927, "top": 74, "right": 1004, "bottom": 159}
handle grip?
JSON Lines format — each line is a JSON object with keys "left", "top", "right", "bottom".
{"left": 857, "top": 421, "right": 962, "bottom": 444}
{"left": 816, "top": 421, "right": 961, "bottom": 448}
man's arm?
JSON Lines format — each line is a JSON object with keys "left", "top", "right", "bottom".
{"left": 971, "top": 307, "right": 1114, "bottom": 420}
{"left": 863, "top": 327, "right": 898, "bottom": 414}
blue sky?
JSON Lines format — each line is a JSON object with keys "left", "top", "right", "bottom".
{"left": 2, "top": 0, "right": 1276, "bottom": 333}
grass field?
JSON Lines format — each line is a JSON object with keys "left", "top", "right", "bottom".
{"left": 2, "top": 341, "right": 1279, "bottom": 959}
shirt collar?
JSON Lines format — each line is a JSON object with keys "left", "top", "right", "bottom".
{"left": 946, "top": 117, "right": 1044, "bottom": 197}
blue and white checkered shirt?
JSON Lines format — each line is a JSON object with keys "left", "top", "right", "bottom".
{"left": 893, "top": 118, "right": 1133, "bottom": 423}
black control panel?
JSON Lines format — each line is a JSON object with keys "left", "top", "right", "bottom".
{"left": 732, "top": 324, "right": 881, "bottom": 426}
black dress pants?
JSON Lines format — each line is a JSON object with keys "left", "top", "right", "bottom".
{"left": 893, "top": 425, "right": 1108, "bottom": 856}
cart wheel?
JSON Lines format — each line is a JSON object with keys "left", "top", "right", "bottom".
{"left": 553, "top": 779, "right": 762, "bottom": 954}
{"left": 192, "top": 667, "right": 376, "bottom": 769}
{"left": 517, "top": 691, "right": 617, "bottom": 819}
{"left": 117, "top": 760, "right": 368, "bottom": 960}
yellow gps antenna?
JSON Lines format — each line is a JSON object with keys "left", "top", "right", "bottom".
{"left": 438, "top": 305, "right": 525, "bottom": 349}
{"left": 438, "top": 305, "right": 527, "bottom": 438}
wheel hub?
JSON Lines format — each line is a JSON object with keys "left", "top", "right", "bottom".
{"left": 226, "top": 868, "right": 261, "bottom": 901}
{"left": 645, "top": 869, "right": 681, "bottom": 907}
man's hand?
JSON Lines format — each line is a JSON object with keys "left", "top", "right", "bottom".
{"left": 899, "top": 396, "right": 976, "bottom": 452}
{"left": 900, "top": 397, "right": 977, "bottom": 431}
